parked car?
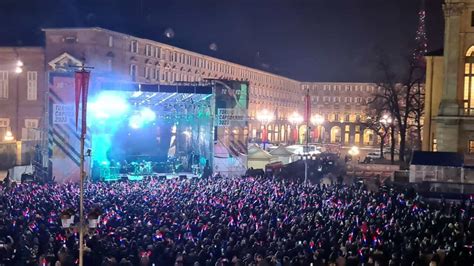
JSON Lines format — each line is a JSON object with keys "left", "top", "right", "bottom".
{"left": 366, "top": 152, "right": 381, "bottom": 159}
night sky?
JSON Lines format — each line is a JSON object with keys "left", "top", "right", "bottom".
{"left": 0, "top": 0, "right": 444, "bottom": 82}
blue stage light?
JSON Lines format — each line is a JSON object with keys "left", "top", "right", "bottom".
{"left": 90, "top": 93, "right": 129, "bottom": 119}
{"left": 129, "top": 114, "right": 144, "bottom": 129}
{"left": 140, "top": 107, "right": 156, "bottom": 122}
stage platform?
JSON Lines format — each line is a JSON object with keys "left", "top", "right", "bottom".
{"left": 104, "top": 172, "right": 199, "bottom": 182}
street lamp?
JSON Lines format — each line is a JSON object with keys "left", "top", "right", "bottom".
{"left": 379, "top": 114, "right": 392, "bottom": 126}
{"left": 311, "top": 114, "right": 324, "bottom": 143}
{"left": 380, "top": 114, "right": 395, "bottom": 162}
{"left": 348, "top": 146, "right": 360, "bottom": 157}
{"left": 4, "top": 131, "right": 14, "bottom": 141}
{"left": 288, "top": 112, "right": 303, "bottom": 144}
{"left": 256, "top": 109, "right": 274, "bottom": 149}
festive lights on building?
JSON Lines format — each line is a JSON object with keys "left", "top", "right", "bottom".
{"left": 413, "top": 0, "right": 428, "bottom": 66}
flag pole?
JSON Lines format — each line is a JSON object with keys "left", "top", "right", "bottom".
{"left": 79, "top": 116, "right": 85, "bottom": 266}
{"left": 75, "top": 66, "right": 91, "bottom": 266}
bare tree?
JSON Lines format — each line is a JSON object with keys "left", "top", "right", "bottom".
{"left": 373, "top": 56, "right": 425, "bottom": 166}
{"left": 408, "top": 81, "right": 425, "bottom": 151}
{"left": 365, "top": 98, "right": 391, "bottom": 160}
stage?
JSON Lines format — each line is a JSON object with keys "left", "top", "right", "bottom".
{"left": 103, "top": 172, "right": 200, "bottom": 182}
{"left": 47, "top": 73, "right": 250, "bottom": 182}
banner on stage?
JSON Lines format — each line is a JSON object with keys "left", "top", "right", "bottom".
{"left": 53, "top": 104, "right": 74, "bottom": 124}
{"left": 216, "top": 108, "right": 247, "bottom": 127}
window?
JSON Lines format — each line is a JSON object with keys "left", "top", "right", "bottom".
{"left": 145, "top": 45, "right": 152, "bottom": 57}
{"left": 144, "top": 66, "right": 150, "bottom": 79}
{"left": 345, "top": 114, "right": 350, "bottom": 122}
{"left": 130, "top": 64, "right": 137, "bottom": 81}
{"left": 27, "top": 71, "right": 37, "bottom": 101}
{"left": 472, "top": 11, "right": 474, "bottom": 27}
{"left": 154, "top": 68, "right": 159, "bottom": 81}
{"left": 469, "top": 140, "right": 474, "bottom": 154}
{"left": 25, "top": 119, "right": 38, "bottom": 128}
{"left": 108, "top": 36, "right": 113, "bottom": 48}
{"left": 22, "top": 119, "right": 39, "bottom": 140}
{"left": 155, "top": 47, "right": 161, "bottom": 58}
{"left": 0, "top": 118, "right": 9, "bottom": 127}
{"left": 463, "top": 46, "right": 474, "bottom": 115}
{"left": 433, "top": 138, "right": 438, "bottom": 152}
{"left": 0, "top": 71, "right": 8, "bottom": 98}
{"left": 130, "top": 40, "right": 138, "bottom": 53}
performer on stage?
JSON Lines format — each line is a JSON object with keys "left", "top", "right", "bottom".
{"left": 201, "top": 160, "right": 212, "bottom": 179}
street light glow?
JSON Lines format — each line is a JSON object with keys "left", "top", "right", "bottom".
{"left": 348, "top": 146, "right": 360, "bottom": 156}
{"left": 14, "top": 66, "right": 23, "bottom": 74}
{"left": 380, "top": 115, "right": 392, "bottom": 125}
{"left": 4, "top": 130, "right": 14, "bottom": 141}
{"left": 256, "top": 109, "right": 274, "bottom": 124}
{"left": 311, "top": 114, "right": 324, "bottom": 125}
{"left": 288, "top": 112, "right": 303, "bottom": 125}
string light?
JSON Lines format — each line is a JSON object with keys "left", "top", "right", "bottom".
{"left": 413, "top": 0, "right": 428, "bottom": 66}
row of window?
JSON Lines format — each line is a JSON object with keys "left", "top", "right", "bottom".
{"left": 0, "top": 118, "right": 39, "bottom": 128}
{"left": 0, "top": 118, "right": 40, "bottom": 141}
{"left": 130, "top": 64, "right": 205, "bottom": 83}
{"left": 130, "top": 64, "right": 301, "bottom": 97}
{"left": 323, "top": 113, "right": 362, "bottom": 123}
{"left": 318, "top": 96, "right": 366, "bottom": 104}
{"left": 126, "top": 38, "right": 298, "bottom": 90}
{"left": 0, "top": 71, "right": 38, "bottom": 100}
{"left": 303, "top": 84, "right": 377, "bottom": 93}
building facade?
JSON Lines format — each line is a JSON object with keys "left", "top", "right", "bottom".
{"left": 301, "top": 82, "right": 378, "bottom": 146}
{"left": 424, "top": 0, "right": 474, "bottom": 155}
{"left": 0, "top": 27, "right": 378, "bottom": 167}
{"left": 0, "top": 47, "right": 45, "bottom": 143}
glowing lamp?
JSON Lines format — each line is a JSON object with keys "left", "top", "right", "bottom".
{"left": 288, "top": 112, "right": 303, "bottom": 125}
{"left": 256, "top": 109, "right": 274, "bottom": 125}
{"left": 140, "top": 107, "right": 156, "bottom": 122}
{"left": 348, "top": 146, "right": 360, "bottom": 156}
{"left": 129, "top": 114, "right": 143, "bottom": 129}
{"left": 4, "top": 131, "right": 14, "bottom": 141}
{"left": 311, "top": 115, "right": 324, "bottom": 125}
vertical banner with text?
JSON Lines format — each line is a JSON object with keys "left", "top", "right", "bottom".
{"left": 213, "top": 80, "right": 249, "bottom": 176}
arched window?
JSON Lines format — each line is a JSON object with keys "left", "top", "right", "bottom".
{"left": 464, "top": 46, "right": 474, "bottom": 114}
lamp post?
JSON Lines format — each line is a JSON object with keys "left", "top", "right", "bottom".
{"left": 288, "top": 112, "right": 303, "bottom": 144}
{"left": 311, "top": 114, "right": 324, "bottom": 144}
{"left": 256, "top": 109, "right": 274, "bottom": 150}
{"left": 380, "top": 114, "right": 395, "bottom": 163}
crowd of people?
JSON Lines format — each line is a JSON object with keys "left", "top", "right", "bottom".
{"left": 0, "top": 176, "right": 473, "bottom": 265}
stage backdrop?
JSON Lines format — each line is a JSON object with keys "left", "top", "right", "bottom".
{"left": 48, "top": 72, "right": 91, "bottom": 183}
{"left": 213, "top": 80, "right": 249, "bottom": 177}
